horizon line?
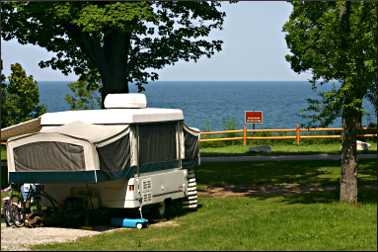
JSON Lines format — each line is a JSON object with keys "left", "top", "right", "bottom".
{"left": 36, "top": 80, "right": 311, "bottom": 82}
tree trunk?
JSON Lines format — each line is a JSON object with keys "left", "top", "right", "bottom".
{"left": 100, "top": 31, "right": 131, "bottom": 106}
{"left": 337, "top": 0, "right": 359, "bottom": 204}
{"left": 340, "top": 106, "right": 360, "bottom": 204}
{"left": 100, "top": 67, "right": 130, "bottom": 106}
{"left": 65, "top": 26, "right": 132, "bottom": 107}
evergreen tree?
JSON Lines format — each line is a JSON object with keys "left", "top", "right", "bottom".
{"left": 1, "top": 63, "right": 46, "bottom": 127}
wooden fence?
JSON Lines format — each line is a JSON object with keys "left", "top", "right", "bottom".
{"left": 200, "top": 126, "right": 377, "bottom": 145}
{"left": 0, "top": 127, "right": 376, "bottom": 146}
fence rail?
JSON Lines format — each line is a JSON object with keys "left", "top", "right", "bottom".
{"left": 200, "top": 127, "right": 377, "bottom": 145}
{"left": 0, "top": 127, "right": 376, "bottom": 145}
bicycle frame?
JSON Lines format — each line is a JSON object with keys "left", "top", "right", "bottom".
{"left": 6, "top": 184, "right": 59, "bottom": 227}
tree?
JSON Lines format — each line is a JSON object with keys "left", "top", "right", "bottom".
{"left": 1, "top": 63, "right": 46, "bottom": 128}
{"left": 65, "top": 72, "right": 101, "bottom": 110}
{"left": 283, "top": 0, "right": 376, "bottom": 203}
{"left": 65, "top": 79, "right": 101, "bottom": 111}
{"left": 0, "top": 73, "right": 7, "bottom": 127}
{"left": 1, "top": 1, "right": 225, "bottom": 102}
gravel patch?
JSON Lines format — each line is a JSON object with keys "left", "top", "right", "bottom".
{"left": 0, "top": 222, "right": 121, "bottom": 251}
{"left": 1, "top": 219, "right": 179, "bottom": 251}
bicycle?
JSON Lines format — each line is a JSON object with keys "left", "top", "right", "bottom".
{"left": 3, "top": 185, "right": 24, "bottom": 227}
{"left": 4, "top": 184, "right": 59, "bottom": 227}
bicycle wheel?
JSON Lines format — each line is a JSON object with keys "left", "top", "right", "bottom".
{"left": 11, "top": 202, "right": 25, "bottom": 227}
{"left": 4, "top": 200, "right": 14, "bottom": 227}
{"left": 10, "top": 194, "right": 25, "bottom": 227}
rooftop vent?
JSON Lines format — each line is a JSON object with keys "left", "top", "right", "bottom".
{"left": 104, "top": 93, "right": 147, "bottom": 109}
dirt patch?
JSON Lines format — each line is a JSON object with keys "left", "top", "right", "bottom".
{"left": 198, "top": 184, "right": 338, "bottom": 198}
{"left": 151, "top": 220, "right": 180, "bottom": 228}
{"left": 1, "top": 219, "right": 179, "bottom": 251}
{"left": 0, "top": 223, "right": 112, "bottom": 251}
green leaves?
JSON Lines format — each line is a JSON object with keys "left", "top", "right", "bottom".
{"left": 284, "top": 0, "right": 376, "bottom": 126}
{"left": 65, "top": 70, "right": 101, "bottom": 110}
{"left": 72, "top": 2, "right": 155, "bottom": 33}
{"left": 65, "top": 79, "right": 101, "bottom": 110}
{"left": 1, "top": 1, "right": 225, "bottom": 97}
{"left": 1, "top": 63, "right": 46, "bottom": 128}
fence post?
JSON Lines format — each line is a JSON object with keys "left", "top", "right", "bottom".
{"left": 296, "top": 124, "right": 301, "bottom": 145}
{"left": 243, "top": 125, "right": 247, "bottom": 146}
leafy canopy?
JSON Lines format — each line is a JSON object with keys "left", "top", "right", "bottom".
{"left": 283, "top": 0, "right": 376, "bottom": 127}
{"left": 1, "top": 1, "right": 225, "bottom": 93}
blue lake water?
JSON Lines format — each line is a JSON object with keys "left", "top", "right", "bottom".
{"left": 38, "top": 81, "right": 376, "bottom": 130}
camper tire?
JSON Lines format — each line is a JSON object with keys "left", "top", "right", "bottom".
{"left": 136, "top": 223, "right": 143, "bottom": 230}
{"left": 153, "top": 199, "right": 175, "bottom": 220}
{"left": 158, "top": 201, "right": 166, "bottom": 218}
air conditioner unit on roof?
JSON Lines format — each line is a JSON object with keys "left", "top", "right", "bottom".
{"left": 104, "top": 93, "right": 147, "bottom": 109}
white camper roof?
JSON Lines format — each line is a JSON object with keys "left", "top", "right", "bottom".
{"left": 1, "top": 94, "right": 184, "bottom": 141}
{"left": 40, "top": 121, "right": 129, "bottom": 144}
{"left": 40, "top": 108, "right": 184, "bottom": 126}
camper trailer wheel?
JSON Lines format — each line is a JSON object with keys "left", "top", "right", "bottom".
{"left": 156, "top": 199, "right": 176, "bottom": 219}
{"left": 136, "top": 223, "right": 143, "bottom": 230}
{"left": 158, "top": 202, "right": 166, "bottom": 218}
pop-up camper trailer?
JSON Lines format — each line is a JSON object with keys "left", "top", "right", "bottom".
{"left": 1, "top": 94, "right": 199, "bottom": 210}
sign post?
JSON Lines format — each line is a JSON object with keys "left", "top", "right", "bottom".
{"left": 243, "top": 125, "right": 247, "bottom": 145}
{"left": 244, "top": 111, "right": 264, "bottom": 145}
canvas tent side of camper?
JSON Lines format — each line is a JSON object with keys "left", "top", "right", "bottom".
{"left": 1, "top": 94, "right": 201, "bottom": 209}
{"left": 6, "top": 122, "right": 132, "bottom": 183}
{"left": 3, "top": 110, "right": 200, "bottom": 185}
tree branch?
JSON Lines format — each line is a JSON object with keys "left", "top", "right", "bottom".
{"left": 64, "top": 24, "right": 105, "bottom": 74}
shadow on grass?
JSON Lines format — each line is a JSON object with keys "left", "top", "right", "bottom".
{"left": 195, "top": 159, "right": 377, "bottom": 204}
{"left": 40, "top": 200, "right": 200, "bottom": 229}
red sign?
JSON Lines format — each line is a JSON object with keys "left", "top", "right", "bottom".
{"left": 245, "top": 111, "right": 263, "bottom": 124}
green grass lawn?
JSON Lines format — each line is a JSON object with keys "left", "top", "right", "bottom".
{"left": 34, "top": 159, "right": 377, "bottom": 251}
{"left": 200, "top": 141, "right": 377, "bottom": 156}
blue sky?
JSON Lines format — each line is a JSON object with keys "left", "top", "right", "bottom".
{"left": 1, "top": 2, "right": 312, "bottom": 82}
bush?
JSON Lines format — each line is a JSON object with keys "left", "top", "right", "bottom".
{"left": 200, "top": 117, "right": 241, "bottom": 148}
{"left": 65, "top": 73, "right": 101, "bottom": 110}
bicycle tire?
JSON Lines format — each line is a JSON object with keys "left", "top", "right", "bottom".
{"left": 4, "top": 201, "right": 14, "bottom": 227}
{"left": 11, "top": 203, "right": 25, "bottom": 227}
{"left": 10, "top": 194, "right": 25, "bottom": 227}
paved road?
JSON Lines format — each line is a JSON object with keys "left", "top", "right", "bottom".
{"left": 201, "top": 153, "right": 377, "bottom": 163}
